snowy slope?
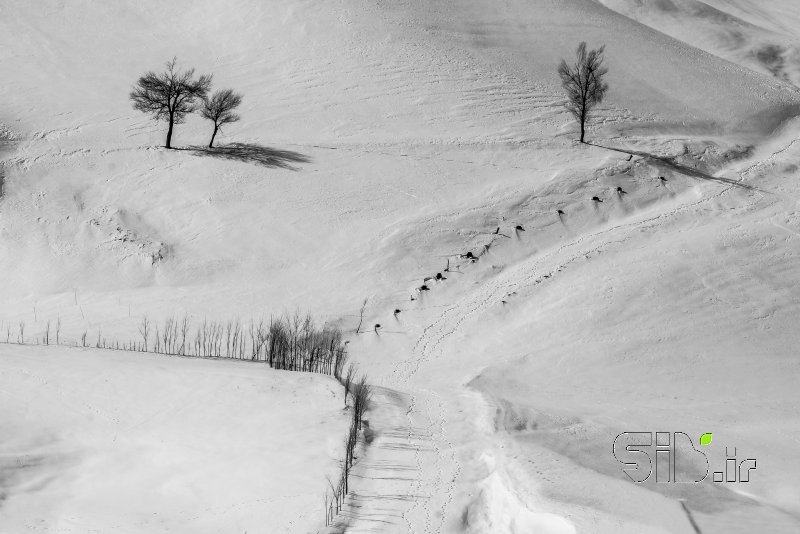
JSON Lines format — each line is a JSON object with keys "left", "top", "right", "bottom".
{"left": 2, "top": 0, "right": 800, "bottom": 533}
{"left": 597, "top": 0, "right": 800, "bottom": 86}
{"left": 1, "top": 0, "right": 798, "bottom": 328}
{"left": 0, "top": 345, "right": 348, "bottom": 533}
{"left": 346, "top": 129, "right": 800, "bottom": 533}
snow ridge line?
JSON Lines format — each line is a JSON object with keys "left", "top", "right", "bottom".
{"left": 409, "top": 130, "right": 800, "bottom": 375}
{"left": 369, "top": 133, "right": 800, "bottom": 532}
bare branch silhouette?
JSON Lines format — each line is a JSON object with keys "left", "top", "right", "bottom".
{"left": 558, "top": 42, "right": 609, "bottom": 143}
{"left": 130, "top": 57, "right": 212, "bottom": 149}
{"left": 201, "top": 89, "right": 243, "bottom": 148}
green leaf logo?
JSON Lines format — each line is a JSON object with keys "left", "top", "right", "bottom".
{"left": 700, "top": 433, "right": 713, "bottom": 446}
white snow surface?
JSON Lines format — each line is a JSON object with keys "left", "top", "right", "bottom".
{"left": 2, "top": 0, "right": 800, "bottom": 533}
{"left": 0, "top": 345, "right": 348, "bottom": 533}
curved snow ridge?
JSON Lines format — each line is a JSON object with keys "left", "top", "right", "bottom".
{"left": 463, "top": 469, "right": 575, "bottom": 534}
{"left": 371, "top": 133, "right": 796, "bottom": 532}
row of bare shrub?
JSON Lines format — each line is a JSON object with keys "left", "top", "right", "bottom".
{"left": 1, "top": 312, "right": 371, "bottom": 529}
{"left": 1, "top": 313, "right": 349, "bottom": 379}
{"left": 3, "top": 319, "right": 60, "bottom": 346}
{"left": 325, "top": 367, "right": 372, "bottom": 527}
{"left": 131, "top": 313, "right": 350, "bottom": 376}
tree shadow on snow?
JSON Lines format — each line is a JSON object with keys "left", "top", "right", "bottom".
{"left": 586, "top": 142, "right": 765, "bottom": 192}
{"left": 184, "top": 143, "right": 311, "bottom": 170}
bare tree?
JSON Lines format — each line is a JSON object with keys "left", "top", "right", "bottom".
{"left": 355, "top": 298, "right": 368, "bottom": 334}
{"left": 343, "top": 363, "right": 357, "bottom": 405}
{"left": 558, "top": 42, "right": 609, "bottom": 143}
{"left": 130, "top": 58, "right": 212, "bottom": 149}
{"left": 138, "top": 315, "right": 150, "bottom": 352}
{"left": 201, "top": 89, "right": 243, "bottom": 148}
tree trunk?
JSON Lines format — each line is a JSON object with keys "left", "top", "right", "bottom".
{"left": 579, "top": 93, "right": 587, "bottom": 143}
{"left": 165, "top": 112, "right": 174, "bottom": 149}
{"left": 209, "top": 124, "right": 219, "bottom": 148}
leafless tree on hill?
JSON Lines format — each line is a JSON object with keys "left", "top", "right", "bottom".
{"left": 130, "top": 57, "right": 212, "bottom": 149}
{"left": 201, "top": 89, "right": 242, "bottom": 148}
{"left": 558, "top": 42, "right": 609, "bottom": 143}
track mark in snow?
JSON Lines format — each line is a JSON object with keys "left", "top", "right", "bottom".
{"left": 331, "top": 386, "right": 433, "bottom": 534}
{"left": 361, "top": 135, "right": 800, "bottom": 531}
{"left": 30, "top": 125, "right": 84, "bottom": 141}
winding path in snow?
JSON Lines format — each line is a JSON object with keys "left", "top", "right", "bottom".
{"left": 329, "top": 129, "right": 800, "bottom": 533}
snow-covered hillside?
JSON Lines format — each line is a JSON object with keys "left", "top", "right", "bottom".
{"left": 0, "top": 345, "right": 348, "bottom": 533}
{"left": 598, "top": 0, "right": 800, "bottom": 86}
{"left": 1, "top": 0, "right": 799, "bottom": 532}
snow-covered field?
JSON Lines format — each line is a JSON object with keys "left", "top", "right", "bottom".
{"left": 0, "top": 345, "right": 348, "bottom": 533}
{"left": 2, "top": 0, "right": 799, "bottom": 532}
